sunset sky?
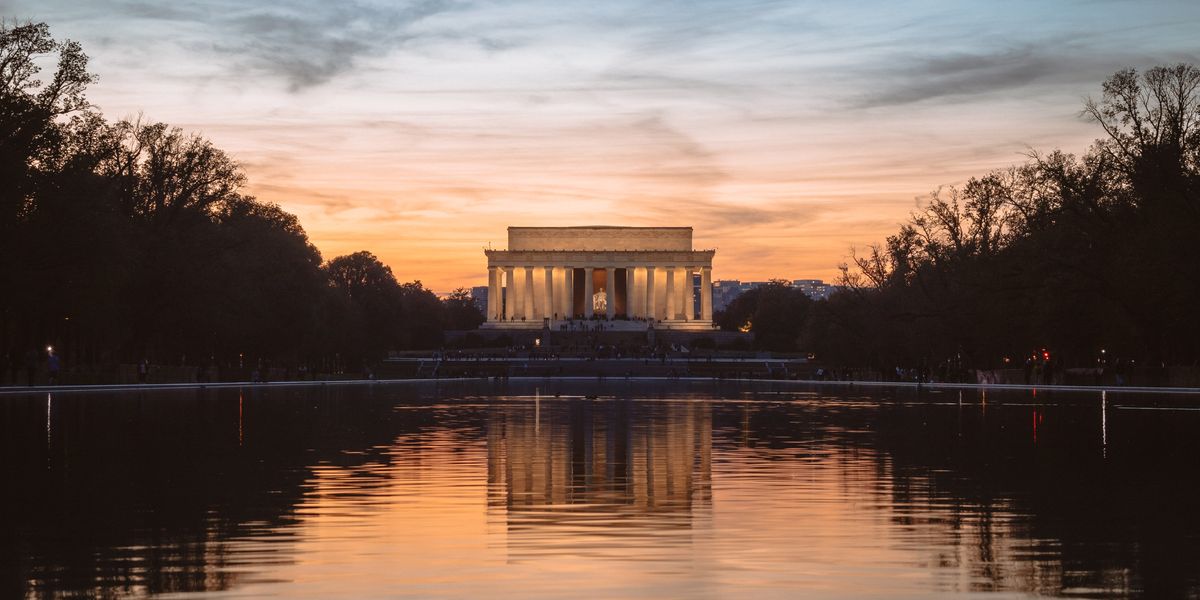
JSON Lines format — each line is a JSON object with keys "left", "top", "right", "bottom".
{"left": 7, "top": 0, "right": 1199, "bottom": 291}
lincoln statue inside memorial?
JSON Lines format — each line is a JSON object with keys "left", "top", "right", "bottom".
{"left": 482, "top": 226, "right": 716, "bottom": 330}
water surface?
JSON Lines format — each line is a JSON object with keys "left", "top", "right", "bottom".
{"left": 3, "top": 381, "right": 1199, "bottom": 598}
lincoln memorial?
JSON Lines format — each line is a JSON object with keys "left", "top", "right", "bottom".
{"left": 482, "top": 226, "right": 716, "bottom": 330}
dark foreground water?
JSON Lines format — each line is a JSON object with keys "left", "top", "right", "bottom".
{"left": 2, "top": 381, "right": 1199, "bottom": 598}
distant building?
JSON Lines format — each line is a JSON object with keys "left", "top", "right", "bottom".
{"left": 712, "top": 278, "right": 841, "bottom": 311}
{"left": 470, "top": 286, "right": 489, "bottom": 314}
{"left": 712, "top": 280, "right": 759, "bottom": 311}
{"left": 792, "top": 279, "right": 837, "bottom": 301}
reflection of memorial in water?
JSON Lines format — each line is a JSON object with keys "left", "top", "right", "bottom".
{"left": 486, "top": 397, "right": 712, "bottom": 560}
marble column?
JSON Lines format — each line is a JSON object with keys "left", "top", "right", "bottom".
{"left": 683, "top": 267, "right": 694, "bottom": 321}
{"left": 665, "top": 266, "right": 676, "bottom": 320}
{"left": 564, "top": 267, "right": 574, "bottom": 317}
{"left": 634, "top": 267, "right": 645, "bottom": 318}
{"left": 544, "top": 266, "right": 554, "bottom": 321}
{"left": 524, "top": 266, "right": 535, "bottom": 320}
{"left": 487, "top": 266, "right": 498, "bottom": 321}
{"left": 549, "top": 268, "right": 556, "bottom": 321}
{"left": 504, "top": 266, "right": 516, "bottom": 321}
{"left": 625, "top": 268, "right": 635, "bottom": 318}
{"left": 701, "top": 266, "right": 713, "bottom": 322}
{"left": 517, "top": 268, "right": 527, "bottom": 319}
{"left": 605, "top": 267, "right": 616, "bottom": 320}
{"left": 584, "top": 267, "right": 594, "bottom": 318}
{"left": 645, "top": 266, "right": 656, "bottom": 321}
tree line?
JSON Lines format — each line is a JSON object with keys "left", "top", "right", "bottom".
{"left": 1, "top": 22, "right": 482, "bottom": 381}
{"left": 719, "top": 64, "right": 1199, "bottom": 376}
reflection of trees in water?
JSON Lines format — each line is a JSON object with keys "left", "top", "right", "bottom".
{"left": 874, "top": 394, "right": 1200, "bottom": 598}
{"left": 709, "top": 385, "right": 1200, "bottom": 597}
{"left": 0, "top": 385, "right": 428, "bottom": 599}
{"left": 486, "top": 398, "right": 712, "bottom": 558}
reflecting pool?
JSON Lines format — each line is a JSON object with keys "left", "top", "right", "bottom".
{"left": 3, "top": 381, "right": 1199, "bottom": 598}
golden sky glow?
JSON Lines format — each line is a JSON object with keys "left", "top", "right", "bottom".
{"left": 11, "top": 1, "right": 1200, "bottom": 290}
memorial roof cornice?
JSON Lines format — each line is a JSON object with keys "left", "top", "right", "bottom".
{"left": 484, "top": 249, "right": 716, "bottom": 253}
{"left": 484, "top": 248, "right": 715, "bottom": 268}
{"left": 507, "top": 225, "right": 693, "bottom": 230}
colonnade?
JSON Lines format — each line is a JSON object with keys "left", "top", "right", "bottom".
{"left": 486, "top": 265, "right": 714, "bottom": 324}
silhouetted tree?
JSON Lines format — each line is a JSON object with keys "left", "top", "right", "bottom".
{"left": 443, "top": 288, "right": 485, "bottom": 331}
{"left": 1, "top": 23, "right": 457, "bottom": 381}
{"left": 205, "top": 197, "right": 327, "bottom": 362}
{"left": 1, "top": 21, "right": 98, "bottom": 370}
{"left": 717, "top": 280, "right": 812, "bottom": 352}
{"left": 830, "top": 64, "right": 1200, "bottom": 375}
{"left": 325, "top": 251, "right": 405, "bottom": 364}
{"left": 397, "top": 281, "right": 445, "bottom": 349}
{"left": 0, "top": 21, "right": 94, "bottom": 228}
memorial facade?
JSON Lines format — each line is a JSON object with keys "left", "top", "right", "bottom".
{"left": 482, "top": 226, "right": 716, "bottom": 330}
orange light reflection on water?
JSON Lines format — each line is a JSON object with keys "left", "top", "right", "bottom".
{"left": 229, "top": 398, "right": 1057, "bottom": 598}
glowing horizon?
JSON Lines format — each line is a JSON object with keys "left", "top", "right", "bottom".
{"left": 9, "top": 0, "right": 1199, "bottom": 291}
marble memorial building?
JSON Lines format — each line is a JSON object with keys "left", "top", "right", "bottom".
{"left": 482, "top": 226, "right": 716, "bottom": 330}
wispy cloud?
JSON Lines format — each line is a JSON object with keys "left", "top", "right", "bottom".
{"left": 214, "top": 1, "right": 462, "bottom": 91}
{"left": 854, "top": 45, "right": 1062, "bottom": 108}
